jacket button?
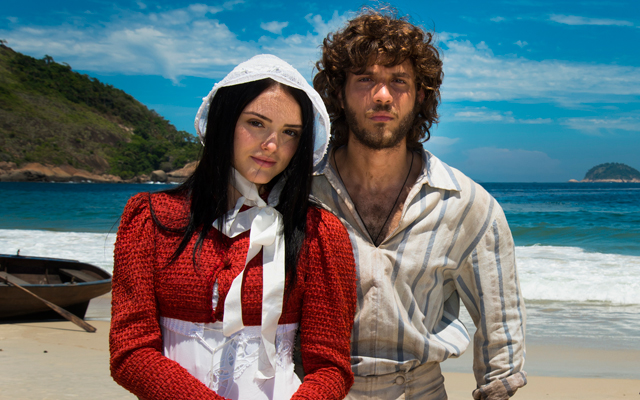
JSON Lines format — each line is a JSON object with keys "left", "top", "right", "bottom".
{"left": 395, "top": 375, "right": 405, "bottom": 385}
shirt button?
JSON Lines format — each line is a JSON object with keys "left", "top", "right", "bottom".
{"left": 395, "top": 375, "right": 405, "bottom": 385}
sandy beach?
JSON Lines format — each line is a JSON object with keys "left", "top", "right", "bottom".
{"left": 1, "top": 293, "right": 639, "bottom": 399}
{"left": 441, "top": 343, "right": 640, "bottom": 400}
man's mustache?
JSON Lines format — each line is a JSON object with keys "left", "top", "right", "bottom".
{"left": 367, "top": 104, "right": 398, "bottom": 117}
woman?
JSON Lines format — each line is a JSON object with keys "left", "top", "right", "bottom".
{"left": 109, "top": 55, "right": 356, "bottom": 400}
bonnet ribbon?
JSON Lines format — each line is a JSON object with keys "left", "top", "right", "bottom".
{"left": 215, "top": 168, "right": 285, "bottom": 380}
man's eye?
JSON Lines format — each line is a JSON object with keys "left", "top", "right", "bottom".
{"left": 357, "top": 77, "right": 372, "bottom": 82}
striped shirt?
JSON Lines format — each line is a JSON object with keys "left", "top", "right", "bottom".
{"left": 311, "top": 148, "right": 527, "bottom": 399}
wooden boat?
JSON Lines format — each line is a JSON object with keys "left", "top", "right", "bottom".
{"left": 0, "top": 254, "right": 112, "bottom": 321}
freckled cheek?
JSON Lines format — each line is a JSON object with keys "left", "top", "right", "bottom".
{"left": 233, "top": 127, "right": 255, "bottom": 167}
{"left": 235, "top": 126, "right": 260, "bottom": 148}
{"left": 236, "top": 125, "right": 256, "bottom": 141}
{"left": 280, "top": 140, "right": 299, "bottom": 166}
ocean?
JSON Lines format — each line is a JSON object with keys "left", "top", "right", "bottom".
{"left": 1, "top": 181, "right": 639, "bottom": 353}
{"left": 481, "top": 183, "right": 640, "bottom": 354}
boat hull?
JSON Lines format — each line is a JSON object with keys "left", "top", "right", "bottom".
{"left": 0, "top": 254, "right": 112, "bottom": 320}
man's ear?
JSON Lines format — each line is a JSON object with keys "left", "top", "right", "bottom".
{"left": 417, "top": 89, "right": 425, "bottom": 104}
{"left": 338, "top": 90, "right": 344, "bottom": 109}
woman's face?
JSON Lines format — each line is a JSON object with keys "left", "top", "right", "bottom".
{"left": 233, "top": 85, "right": 302, "bottom": 187}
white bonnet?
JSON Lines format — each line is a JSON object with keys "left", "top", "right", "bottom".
{"left": 194, "top": 54, "right": 330, "bottom": 166}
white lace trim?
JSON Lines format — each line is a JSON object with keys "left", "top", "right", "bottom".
{"left": 161, "top": 317, "right": 299, "bottom": 396}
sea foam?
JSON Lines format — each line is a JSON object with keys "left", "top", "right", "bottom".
{"left": 0, "top": 229, "right": 116, "bottom": 272}
{"left": 2, "top": 229, "right": 639, "bottom": 305}
{"left": 517, "top": 245, "right": 640, "bottom": 305}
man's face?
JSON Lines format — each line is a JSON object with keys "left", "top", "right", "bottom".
{"left": 342, "top": 59, "right": 422, "bottom": 150}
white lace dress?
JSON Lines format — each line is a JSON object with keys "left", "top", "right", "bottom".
{"left": 160, "top": 283, "right": 302, "bottom": 400}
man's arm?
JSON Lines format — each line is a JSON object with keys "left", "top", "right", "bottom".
{"left": 456, "top": 207, "right": 527, "bottom": 399}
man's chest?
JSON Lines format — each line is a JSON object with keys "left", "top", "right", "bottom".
{"left": 352, "top": 186, "right": 412, "bottom": 246}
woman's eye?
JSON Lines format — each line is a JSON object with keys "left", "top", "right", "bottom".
{"left": 283, "top": 129, "right": 299, "bottom": 137}
{"left": 249, "top": 120, "right": 264, "bottom": 128}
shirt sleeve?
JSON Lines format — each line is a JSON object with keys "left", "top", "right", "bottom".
{"left": 455, "top": 206, "right": 527, "bottom": 400}
{"left": 109, "top": 194, "right": 226, "bottom": 400}
{"left": 293, "top": 209, "right": 357, "bottom": 400}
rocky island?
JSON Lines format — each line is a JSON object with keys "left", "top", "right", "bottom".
{"left": 569, "top": 163, "right": 640, "bottom": 183}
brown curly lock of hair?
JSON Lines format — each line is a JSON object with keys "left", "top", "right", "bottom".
{"left": 313, "top": 7, "right": 444, "bottom": 150}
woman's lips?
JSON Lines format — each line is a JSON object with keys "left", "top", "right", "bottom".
{"left": 251, "top": 156, "right": 276, "bottom": 168}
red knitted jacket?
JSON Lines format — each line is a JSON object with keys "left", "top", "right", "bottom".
{"left": 109, "top": 192, "right": 356, "bottom": 400}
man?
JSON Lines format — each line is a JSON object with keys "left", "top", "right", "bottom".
{"left": 311, "top": 8, "right": 526, "bottom": 400}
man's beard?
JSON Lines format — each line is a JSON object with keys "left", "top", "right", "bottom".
{"left": 344, "top": 102, "right": 417, "bottom": 150}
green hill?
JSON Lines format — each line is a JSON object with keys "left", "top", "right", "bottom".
{"left": 0, "top": 45, "right": 199, "bottom": 179}
{"left": 583, "top": 163, "right": 640, "bottom": 182}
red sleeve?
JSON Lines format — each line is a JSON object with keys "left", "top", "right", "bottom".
{"left": 292, "top": 208, "right": 357, "bottom": 400}
{"left": 109, "top": 193, "right": 226, "bottom": 400}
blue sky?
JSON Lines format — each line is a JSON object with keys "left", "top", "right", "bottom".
{"left": 2, "top": 0, "right": 639, "bottom": 182}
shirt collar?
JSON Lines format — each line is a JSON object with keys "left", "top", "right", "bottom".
{"left": 314, "top": 145, "right": 462, "bottom": 192}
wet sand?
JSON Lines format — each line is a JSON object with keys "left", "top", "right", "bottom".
{"left": 1, "top": 294, "right": 638, "bottom": 399}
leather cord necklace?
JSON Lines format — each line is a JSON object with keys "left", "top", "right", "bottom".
{"left": 334, "top": 149, "right": 414, "bottom": 245}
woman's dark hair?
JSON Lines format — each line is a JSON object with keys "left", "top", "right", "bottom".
{"left": 154, "top": 78, "right": 315, "bottom": 284}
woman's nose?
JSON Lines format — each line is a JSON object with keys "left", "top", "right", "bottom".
{"left": 261, "top": 131, "right": 278, "bottom": 152}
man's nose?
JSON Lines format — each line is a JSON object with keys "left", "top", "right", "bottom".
{"left": 373, "top": 83, "right": 392, "bottom": 104}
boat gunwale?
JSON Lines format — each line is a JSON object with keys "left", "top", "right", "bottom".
{"left": 0, "top": 279, "right": 112, "bottom": 288}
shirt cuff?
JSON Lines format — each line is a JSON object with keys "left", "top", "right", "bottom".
{"left": 472, "top": 371, "right": 527, "bottom": 400}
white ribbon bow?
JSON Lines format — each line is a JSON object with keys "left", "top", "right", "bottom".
{"left": 215, "top": 169, "right": 285, "bottom": 380}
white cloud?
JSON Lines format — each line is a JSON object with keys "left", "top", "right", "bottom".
{"left": 491, "top": 16, "right": 506, "bottom": 23}
{"left": 256, "top": 12, "right": 349, "bottom": 77}
{"left": 521, "top": 118, "right": 551, "bottom": 124}
{"left": 0, "top": 5, "right": 347, "bottom": 83}
{"left": 437, "top": 31, "right": 466, "bottom": 42}
{"left": 462, "top": 147, "right": 562, "bottom": 182}
{"left": 1, "top": 6, "right": 240, "bottom": 82}
{"left": 304, "top": 10, "right": 350, "bottom": 37}
{"left": 221, "top": 0, "right": 246, "bottom": 9}
{"left": 430, "top": 136, "right": 460, "bottom": 146}
{"left": 452, "top": 107, "right": 551, "bottom": 124}
{"left": 260, "top": 21, "right": 289, "bottom": 35}
{"left": 562, "top": 115, "right": 640, "bottom": 135}
{"left": 549, "top": 14, "right": 634, "bottom": 27}
{"left": 425, "top": 136, "right": 460, "bottom": 155}
{"left": 514, "top": 40, "right": 528, "bottom": 48}
{"left": 5, "top": 3, "right": 639, "bottom": 109}
{"left": 455, "top": 110, "right": 507, "bottom": 122}
{"left": 440, "top": 39, "right": 640, "bottom": 104}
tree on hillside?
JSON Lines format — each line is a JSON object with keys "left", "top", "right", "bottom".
{"left": 0, "top": 45, "right": 200, "bottom": 178}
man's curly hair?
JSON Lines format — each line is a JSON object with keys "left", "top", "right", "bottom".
{"left": 313, "top": 7, "right": 444, "bottom": 150}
